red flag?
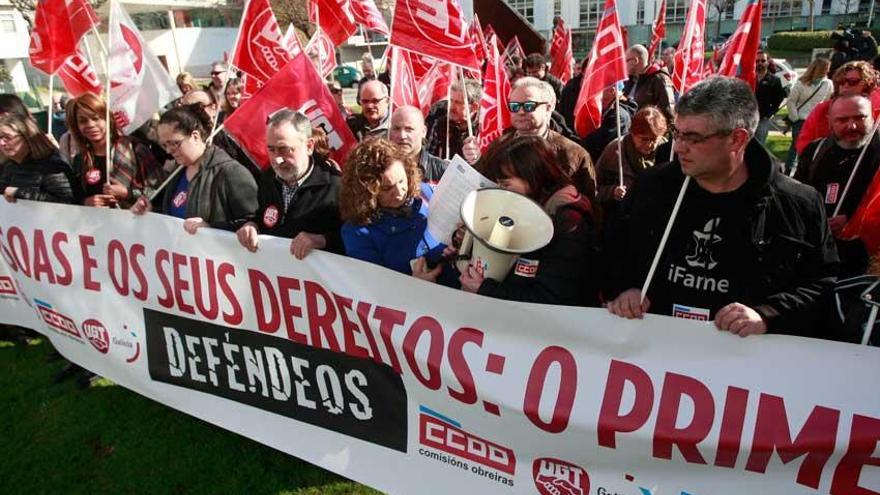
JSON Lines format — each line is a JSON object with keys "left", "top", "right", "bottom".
{"left": 717, "top": 0, "right": 762, "bottom": 89}
{"left": 29, "top": 0, "right": 78, "bottom": 75}
{"left": 390, "top": 0, "right": 480, "bottom": 71}
{"left": 468, "top": 13, "right": 488, "bottom": 62}
{"left": 231, "top": 0, "right": 291, "bottom": 101}
{"left": 842, "top": 170, "right": 880, "bottom": 257}
{"left": 305, "top": 30, "right": 337, "bottom": 77}
{"left": 504, "top": 35, "right": 525, "bottom": 65}
{"left": 549, "top": 20, "right": 573, "bottom": 84}
{"left": 390, "top": 47, "right": 421, "bottom": 110}
{"left": 647, "top": 0, "right": 666, "bottom": 61}
{"left": 311, "top": 0, "right": 357, "bottom": 46}
{"left": 410, "top": 52, "right": 437, "bottom": 81}
{"left": 479, "top": 35, "right": 511, "bottom": 152}
{"left": 224, "top": 50, "right": 356, "bottom": 168}
{"left": 417, "top": 62, "right": 452, "bottom": 115}
{"left": 57, "top": 53, "right": 101, "bottom": 96}
{"left": 66, "top": 0, "right": 99, "bottom": 42}
{"left": 350, "top": 0, "right": 389, "bottom": 36}
{"left": 573, "top": 0, "right": 627, "bottom": 138}
{"left": 671, "top": 0, "right": 707, "bottom": 93}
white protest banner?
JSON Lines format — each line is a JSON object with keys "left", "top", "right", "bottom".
{"left": 1, "top": 200, "right": 879, "bottom": 495}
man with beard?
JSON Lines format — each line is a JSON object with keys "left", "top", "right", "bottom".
{"left": 389, "top": 106, "right": 447, "bottom": 184}
{"left": 424, "top": 79, "right": 481, "bottom": 160}
{"left": 796, "top": 94, "right": 879, "bottom": 275}
{"left": 234, "top": 109, "right": 342, "bottom": 259}
{"left": 754, "top": 50, "right": 787, "bottom": 144}
{"left": 347, "top": 80, "right": 391, "bottom": 141}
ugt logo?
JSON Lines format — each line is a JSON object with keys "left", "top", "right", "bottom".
{"left": 533, "top": 458, "right": 589, "bottom": 495}
{"left": 412, "top": 0, "right": 466, "bottom": 43}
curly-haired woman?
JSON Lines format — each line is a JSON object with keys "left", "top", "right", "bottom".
{"left": 340, "top": 138, "right": 455, "bottom": 284}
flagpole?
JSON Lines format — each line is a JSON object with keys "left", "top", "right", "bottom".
{"left": 47, "top": 74, "right": 54, "bottom": 137}
{"left": 207, "top": 0, "right": 250, "bottom": 145}
{"left": 105, "top": 0, "right": 114, "bottom": 186}
{"left": 640, "top": 176, "right": 690, "bottom": 303}
{"left": 445, "top": 71, "right": 452, "bottom": 159}
{"left": 832, "top": 118, "right": 880, "bottom": 218}
{"left": 615, "top": 93, "right": 624, "bottom": 188}
{"left": 315, "top": 6, "right": 324, "bottom": 79}
{"left": 387, "top": 47, "right": 395, "bottom": 139}
{"left": 459, "top": 66, "right": 473, "bottom": 138}
{"left": 668, "top": 7, "right": 696, "bottom": 163}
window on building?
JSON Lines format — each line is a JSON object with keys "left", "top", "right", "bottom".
{"left": 667, "top": 0, "right": 686, "bottom": 23}
{"left": 0, "top": 13, "right": 16, "bottom": 33}
{"left": 507, "top": 0, "right": 535, "bottom": 23}
{"left": 554, "top": 0, "right": 562, "bottom": 17}
{"left": 579, "top": 0, "right": 604, "bottom": 28}
{"left": 637, "top": 0, "right": 646, "bottom": 24}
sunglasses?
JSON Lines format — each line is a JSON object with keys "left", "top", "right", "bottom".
{"left": 211, "top": 71, "right": 224, "bottom": 76}
{"left": 842, "top": 78, "right": 864, "bottom": 86}
{"left": 507, "top": 101, "right": 549, "bottom": 113}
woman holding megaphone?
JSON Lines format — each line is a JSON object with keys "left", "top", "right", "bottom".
{"left": 458, "top": 136, "right": 599, "bottom": 306}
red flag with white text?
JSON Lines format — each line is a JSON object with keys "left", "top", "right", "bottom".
{"left": 647, "top": 0, "right": 666, "bottom": 61}
{"left": 549, "top": 20, "right": 573, "bottom": 84}
{"left": 390, "top": 47, "right": 421, "bottom": 109}
{"left": 58, "top": 53, "right": 102, "bottom": 96}
{"left": 223, "top": 48, "right": 357, "bottom": 168}
{"left": 390, "top": 0, "right": 480, "bottom": 70}
{"left": 305, "top": 30, "right": 337, "bottom": 78}
{"left": 66, "top": 0, "right": 100, "bottom": 42}
{"left": 671, "top": 0, "right": 707, "bottom": 92}
{"left": 717, "top": 0, "right": 762, "bottom": 89}
{"left": 573, "top": 0, "right": 627, "bottom": 138}
{"left": 232, "top": 0, "right": 291, "bottom": 101}
{"left": 310, "top": 0, "right": 357, "bottom": 46}
{"left": 504, "top": 35, "right": 525, "bottom": 65}
{"left": 479, "top": 35, "right": 511, "bottom": 151}
{"left": 468, "top": 13, "right": 488, "bottom": 62}
{"left": 350, "top": 0, "right": 389, "bottom": 36}
{"left": 29, "top": 0, "right": 78, "bottom": 75}
{"left": 417, "top": 62, "right": 452, "bottom": 115}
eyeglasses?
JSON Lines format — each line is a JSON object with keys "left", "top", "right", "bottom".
{"left": 360, "top": 97, "right": 387, "bottom": 105}
{"left": 508, "top": 101, "right": 550, "bottom": 113}
{"left": 0, "top": 133, "right": 20, "bottom": 144}
{"left": 160, "top": 138, "right": 185, "bottom": 152}
{"left": 211, "top": 71, "right": 224, "bottom": 76}
{"left": 842, "top": 77, "right": 864, "bottom": 86}
{"left": 670, "top": 126, "right": 732, "bottom": 145}
{"left": 267, "top": 145, "right": 296, "bottom": 155}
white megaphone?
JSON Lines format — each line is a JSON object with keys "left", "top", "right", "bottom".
{"left": 457, "top": 188, "right": 554, "bottom": 282}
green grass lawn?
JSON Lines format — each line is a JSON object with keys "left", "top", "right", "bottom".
{"left": 0, "top": 330, "right": 381, "bottom": 495}
{"left": 765, "top": 132, "right": 792, "bottom": 162}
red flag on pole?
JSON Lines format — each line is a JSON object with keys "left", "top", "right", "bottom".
{"left": 647, "top": 0, "right": 666, "bottom": 61}
{"left": 842, "top": 170, "right": 880, "bottom": 258}
{"left": 350, "top": 0, "right": 389, "bottom": 36}
{"left": 223, "top": 50, "right": 357, "bottom": 168}
{"left": 390, "top": 0, "right": 480, "bottom": 71}
{"left": 717, "top": 0, "right": 762, "bottom": 89}
{"left": 390, "top": 47, "right": 421, "bottom": 109}
{"left": 29, "top": 0, "right": 78, "bottom": 75}
{"left": 573, "top": 0, "right": 627, "bottom": 138}
{"left": 310, "top": 0, "right": 357, "bottom": 46}
{"left": 66, "top": 0, "right": 100, "bottom": 42}
{"left": 232, "top": 0, "right": 291, "bottom": 101}
{"left": 468, "top": 13, "right": 488, "bottom": 63}
{"left": 504, "top": 35, "right": 525, "bottom": 65}
{"left": 57, "top": 53, "right": 101, "bottom": 96}
{"left": 549, "top": 20, "right": 573, "bottom": 84}
{"left": 305, "top": 29, "right": 338, "bottom": 77}
{"left": 479, "top": 35, "right": 511, "bottom": 152}
{"left": 671, "top": 0, "right": 707, "bottom": 93}
{"left": 416, "top": 62, "right": 452, "bottom": 115}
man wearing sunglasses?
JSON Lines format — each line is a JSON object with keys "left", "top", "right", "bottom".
{"left": 465, "top": 77, "right": 596, "bottom": 201}
{"left": 605, "top": 77, "right": 838, "bottom": 340}
{"left": 347, "top": 80, "right": 390, "bottom": 142}
{"left": 204, "top": 62, "right": 229, "bottom": 106}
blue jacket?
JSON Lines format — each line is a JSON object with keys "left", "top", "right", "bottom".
{"left": 342, "top": 184, "right": 446, "bottom": 276}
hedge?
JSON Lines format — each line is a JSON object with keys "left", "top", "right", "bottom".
{"left": 768, "top": 29, "right": 880, "bottom": 51}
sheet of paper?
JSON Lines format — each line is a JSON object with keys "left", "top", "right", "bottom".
{"left": 427, "top": 155, "right": 496, "bottom": 244}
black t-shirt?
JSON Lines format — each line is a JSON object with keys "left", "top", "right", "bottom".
{"left": 809, "top": 144, "right": 876, "bottom": 218}
{"left": 648, "top": 181, "right": 755, "bottom": 321}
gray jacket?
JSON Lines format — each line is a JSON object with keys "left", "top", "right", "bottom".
{"left": 161, "top": 145, "right": 258, "bottom": 230}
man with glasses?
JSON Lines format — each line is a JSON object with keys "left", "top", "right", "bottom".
{"left": 347, "top": 80, "right": 390, "bottom": 142}
{"left": 795, "top": 94, "right": 879, "bottom": 277}
{"left": 204, "top": 62, "right": 229, "bottom": 105}
{"left": 233, "top": 109, "right": 342, "bottom": 259}
{"left": 623, "top": 44, "right": 675, "bottom": 124}
{"left": 605, "top": 77, "right": 838, "bottom": 339}
{"left": 754, "top": 50, "right": 788, "bottom": 144}
{"left": 464, "top": 77, "right": 596, "bottom": 201}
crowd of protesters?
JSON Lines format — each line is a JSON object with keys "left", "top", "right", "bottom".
{"left": 3, "top": 42, "right": 880, "bottom": 383}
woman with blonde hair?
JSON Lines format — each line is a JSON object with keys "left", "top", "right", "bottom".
{"left": 784, "top": 57, "right": 833, "bottom": 174}
{"left": 0, "top": 112, "right": 73, "bottom": 204}
{"left": 220, "top": 77, "right": 243, "bottom": 118}
{"left": 176, "top": 72, "right": 196, "bottom": 95}
{"left": 65, "top": 93, "right": 166, "bottom": 208}
{"left": 340, "top": 138, "right": 454, "bottom": 284}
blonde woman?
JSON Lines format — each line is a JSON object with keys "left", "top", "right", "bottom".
{"left": 785, "top": 57, "right": 833, "bottom": 174}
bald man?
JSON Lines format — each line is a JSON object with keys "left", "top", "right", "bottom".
{"left": 347, "top": 79, "right": 390, "bottom": 141}
{"left": 389, "top": 106, "right": 448, "bottom": 183}
{"left": 623, "top": 44, "right": 675, "bottom": 123}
